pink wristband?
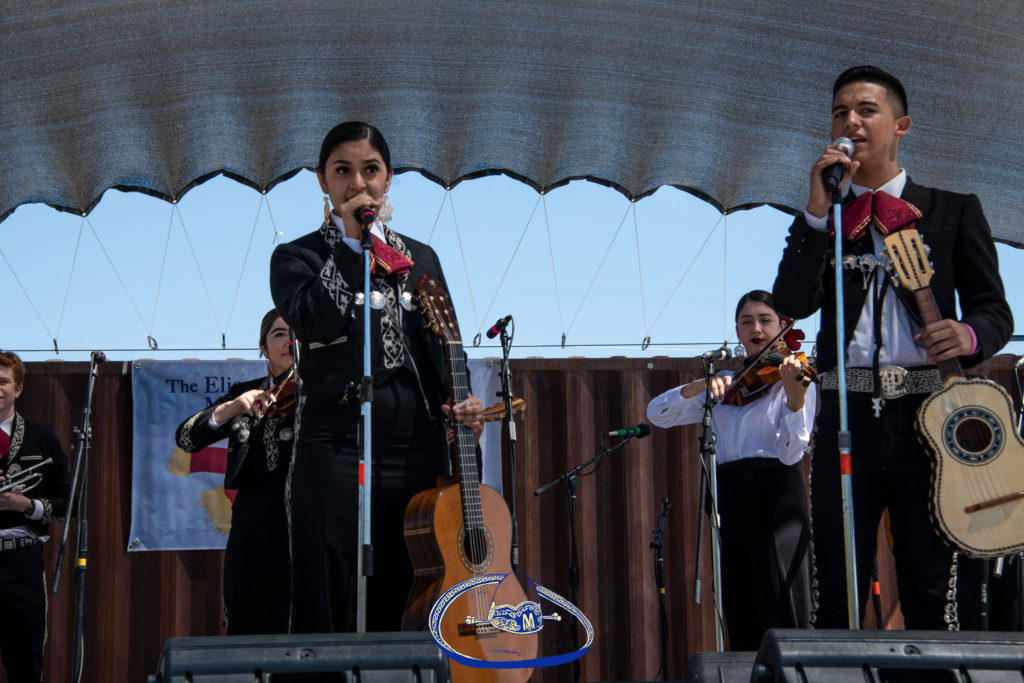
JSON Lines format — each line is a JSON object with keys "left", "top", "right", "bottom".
{"left": 963, "top": 322, "right": 979, "bottom": 355}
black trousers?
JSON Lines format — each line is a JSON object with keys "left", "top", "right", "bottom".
{"left": 288, "top": 370, "right": 448, "bottom": 634}
{"left": 718, "top": 458, "right": 811, "bottom": 651}
{"left": 223, "top": 469, "right": 290, "bottom": 635}
{"left": 811, "top": 390, "right": 954, "bottom": 629}
{"left": 0, "top": 542, "right": 46, "bottom": 683}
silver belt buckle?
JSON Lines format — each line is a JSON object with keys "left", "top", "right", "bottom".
{"left": 879, "top": 365, "right": 908, "bottom": 400}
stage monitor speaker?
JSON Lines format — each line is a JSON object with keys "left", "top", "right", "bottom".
{"left": 148, "top": 632, "right": 449, "bottom": 682}
{"left": 684, "top": 651, "right": 757, "bottom": 682}
{"left": 752, "top": 628, "right": 1024, "bottom": 682}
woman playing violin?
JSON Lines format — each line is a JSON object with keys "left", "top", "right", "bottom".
{"left": 646, "top": 290, "right": 817, "bottom": 651}
{"left": 174, "top": 308, "right": 294, "bottom": 635}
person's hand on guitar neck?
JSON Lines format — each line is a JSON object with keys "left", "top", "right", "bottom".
{"left": 914, "top": 319, "right": 975, "bottom": 363}
{"left": 442, "top": 396, "right": 485, "bottom": 443}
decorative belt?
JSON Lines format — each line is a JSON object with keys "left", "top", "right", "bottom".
{"left": 0, "top": 537, "right": 39, "bottom": 552}
{"left": 820, "top": 366, "right": 943, "bottom": 399}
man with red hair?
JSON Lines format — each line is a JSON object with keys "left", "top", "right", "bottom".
{"left": 0, "top": 351, "right": 71, "bottom": 682}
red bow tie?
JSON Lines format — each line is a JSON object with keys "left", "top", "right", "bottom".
{"left": 842, "top": 190, "right": 921, "bottom": 241}
{"left": 0, "top": 429, "right": 9, "bottom": 459}
{"left": 370, "top": 235, "right": 414, "bottom": 275}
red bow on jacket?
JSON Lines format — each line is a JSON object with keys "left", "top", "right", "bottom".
{"left": 841, "top": 190, "right": 921, "bottom": 241}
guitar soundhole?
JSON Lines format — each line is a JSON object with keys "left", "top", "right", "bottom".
{"left": 458, "top": 525, "right": 493, "bottom": 571}
{"left": 944, "top": 408, "right": 1003, "bottom": 465}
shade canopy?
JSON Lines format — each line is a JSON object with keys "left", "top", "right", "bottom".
{"left": 3, "top": 0, "right": 1022, "bottom": 246}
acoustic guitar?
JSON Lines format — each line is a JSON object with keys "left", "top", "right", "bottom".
{"left": 402, "top": 274, "right": 536, "bottom": 681}
{"left": 884, "top": 228, "right": 1024, "bottom": 558}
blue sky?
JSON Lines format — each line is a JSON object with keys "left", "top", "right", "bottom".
{"left": 1, "top": 170, "right": 1021, "bottom": 363}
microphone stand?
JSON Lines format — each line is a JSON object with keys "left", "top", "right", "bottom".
{"left": 651, "top": 496, "right": 670, "bottom": 680}
{"left": 356, "top": 221, "right": 375, "bottom": 632}
{"left": 827, "top": 179, "right": 860, "bottom": 626}
{"left": 693, "top": 358, "right": 724, "bottom": 650}
{"left": 535, "top": 434, "right": 638, "bottom": 683}
{"left": 51, "top": 350, "right": 103, "bottom": 683}
{"left": 830, "top": 180, "right": 860, "bottom": 629}
{"left": 496, "top": 324, "right": 520, "bottom": 571}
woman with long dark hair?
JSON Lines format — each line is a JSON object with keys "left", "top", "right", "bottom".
{"left": 270, "top": 121, "right": 483, "bottom": 633}
{"left": 647, "top": 289, "right": 816, "bottom": 650}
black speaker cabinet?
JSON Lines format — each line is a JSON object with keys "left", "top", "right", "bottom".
{"left": 685, "top": 651, "right": 757, "bottom": 682}
{"left": 148, "top": 632, "right": 449, "bottom": 682}
{"left": 752, "top": 628, "right": 1024, "bottom": 682}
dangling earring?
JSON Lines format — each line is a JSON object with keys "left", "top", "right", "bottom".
{"left": 378, "top": 194, "right": 393, "bottom": 224}
{"left": 323, "top": 195, "right": 332, "bottom": 224}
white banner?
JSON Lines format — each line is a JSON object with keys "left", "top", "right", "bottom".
{"left": 128, "top": 359, "right": 265, "bottom": 551}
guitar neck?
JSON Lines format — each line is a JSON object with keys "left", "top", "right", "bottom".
{"left": 446, "top": 341, "right": 484, "bottom": 531}
{"left": 911, "top": 287, "right": 964, "bottom": 381}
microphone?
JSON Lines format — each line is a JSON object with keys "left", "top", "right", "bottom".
{"left": 606, "top": 423, "right": 651, "bottom": 439}
{"left": 822, "top": 137, "right": 855, "bottom": 193}
{"left": 355, "top": 206, "right": 376, "bottom": 226}
{"left": 90, "top": 350, "right": 106, "bottom": 364}
{"left": 701, "top": 347, "right": 731, "bottom": 360}
{"left": 486, "top": 315, "right": 513, "bottom": 339}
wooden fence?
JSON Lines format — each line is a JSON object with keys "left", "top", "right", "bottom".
{"left": 5, "top": 355, "right": 1021, "bottom": 682}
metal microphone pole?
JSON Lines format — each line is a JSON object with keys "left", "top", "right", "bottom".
{"left": 496, "top": 322, "right": 521, "bottom": 571}
{"left": 51, "top": 350, "right": 103, "bottom": 683}
{"left": 695, "top": 357, "right": 724, "bottom": 650}
{"left": 831, "top": 179, "right": 860, "bottom": 629}
{"left": 356, "top": 220, "right": 375, "bottom": 632}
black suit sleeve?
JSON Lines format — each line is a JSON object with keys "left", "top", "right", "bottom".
{"left": 772, "top": 214, "right": 830, "bottom": 320}
{"left": 270, "top": 238, "right": 365, "bottom": 345}
{"left": 951, "top": 194, "right": 1014, "bottom": 365}
{"left": 174, "top": 383, "right": 249, "bottom": 453}
{"left": 36, "top": 424, "right": 71, "bottom": 523}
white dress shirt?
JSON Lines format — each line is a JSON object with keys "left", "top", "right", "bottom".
{"left": 646, "top": 375, "right": 817, "bottom": 466}
{"left": 804, "top": 170, "right": 930, "bottom": 367}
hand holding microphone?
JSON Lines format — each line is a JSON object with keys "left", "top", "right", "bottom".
{"left": 807, "top": 137, "right": 858, "bottom": 217}
{"left": 821, "top": 137, "right": 855, "bottom": 193}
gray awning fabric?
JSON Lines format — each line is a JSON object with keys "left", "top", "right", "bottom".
{"left": 3, "top": 1, "right": 1023, "bottom": 246}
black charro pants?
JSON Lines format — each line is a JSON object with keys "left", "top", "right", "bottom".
{"left": 288, "top": 369, "right": 448, "bottom": 635}
{"left": 810, "top": 390, "right": 954, "bottom": 630}
{"left": 0, "top": 542, "right": 46, "bottom": 683}
{"left": 718, "top": 458, "right": 811, "bottom": 651}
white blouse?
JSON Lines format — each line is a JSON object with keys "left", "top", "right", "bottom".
{"left": 646, "top": 371, "right": 817, "bottom": 466}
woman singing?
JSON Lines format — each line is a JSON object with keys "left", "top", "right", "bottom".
{"left": 270, "top": 121, "right": 483, "bottom": 633}
{"left": 174, "top": 309, "right": 294, "bottom": 634}
{"left": 646, "top": 290, "right": 817, "bottom": 650}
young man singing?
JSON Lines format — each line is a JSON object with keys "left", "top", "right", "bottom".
{"left": 772, "top": 66, "right": 1013, "bottom": 630}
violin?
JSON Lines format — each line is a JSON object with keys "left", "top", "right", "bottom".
{"left": 721, "top": 351, "right": 818, "bottom": 407}
{"left": 262, "top": 365, "right": 297, "bottom": 419}
{"left": 718, "top": 318, "right": 818, "bottom": 407}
